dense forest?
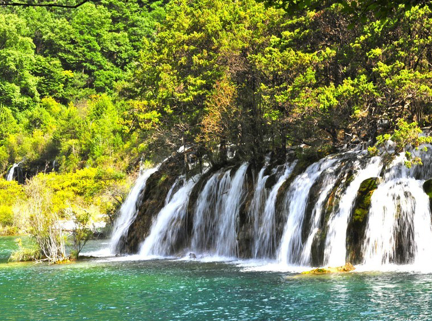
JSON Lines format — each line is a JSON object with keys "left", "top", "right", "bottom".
{"left": 1, "top": 0, "right": 432, "bottom": 259}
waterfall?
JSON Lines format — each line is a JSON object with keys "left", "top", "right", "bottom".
{"left": 323, "top": 156, "right": 382, "bottom": 266}
{"left": 190, "top": 172, "right": 222, "bottom": 253}
{"left": 277, "top": 157, "right": 337, "bottom": 265}
{"left": 215, "top": 163, "right": 248, "bottom": 256}
{"left": 139, "top": 176, "right": 198, "bottom": 257}
{"left": 299, "top": 165, "right": 341, "bottom": 265}
{"left": 191, "top": 163, "right": 248, "bottom": 257}
{"left": 362, "top": 153, "right": 432, "bottom": 267}
{"left": 254, "top": 162, "right": 296, "bottom": 258}
{"left": 112, "top": 147, "right": 432, "bottom": 270}
{"left": 110, "top": 167, "right": 158, "bottom": 253}
{"left": 7, "top": 163, "right": 19, "bottom": 181}
{"left": 249, "top": 166, "right": 269, "bottom": 258}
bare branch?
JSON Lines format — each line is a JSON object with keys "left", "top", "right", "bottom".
{"left": 0, "top": 0, "right": 93, "bottom": 8}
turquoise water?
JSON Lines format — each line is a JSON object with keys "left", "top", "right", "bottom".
{"left": 0, "top": 236, "right": 18, "bottom": 263}
{"left": 1, "top": 238, "right": 432, "bottom": 321}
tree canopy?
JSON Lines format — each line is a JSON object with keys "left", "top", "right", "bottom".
{"left": 263, "top": 0, "right": 432, "bottom": 20}
{"left": 1, "top": 0, "right": 432, "bottom": 249}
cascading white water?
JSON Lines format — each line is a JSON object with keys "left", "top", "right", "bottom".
{"left": 299, "top": 166, "right": 340, "bottom": 265}
{"left": 362, "top": 152, "right": 432, "bottom": 268}
{"left": 254, "top": 162, "right": 296, "bottom": 258}
{"left": 278, "top": 157, "right": 337, "bottom": 265}
{"left": 249, "top": 166, "right": 269, "bottom": 258}
{"left": 215, "top": 163, "right": 248, "bottom": 257}
{"left": 110, "top": 167, "right": 158, "bottom": 253}
{"left": 7, "top": 163, "right": 19, "bottom": 181}
{"left": 361, "top": 179, "right": 432, "bottom": 266}
{"left": 323, "top": 156, "right": 382, "bottom": 266}
{"left": 165, "top": 178, "right": 180, "bottom": 206}
{"left": 109, "top": 145, "right": 432, "bottom": 271}
{"left": 191, "top": 163, "right": 248, "bottom": 257}
{"left": 139, "top": 176, "right": 198, "bottom": 257}
{"left": 191, "top": 172, "right": 221, "bottom": 253}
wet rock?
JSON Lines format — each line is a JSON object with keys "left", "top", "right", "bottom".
{"left": 423, "top": 179, "right": 432, "bottom": 198}
{"left": 424, "top": 178, "right": 432, "bottom": 214}
{"left": 310, "top": 160, "right": 354, "bottom": 266}
{"left": 346, "top": 177, "right": 379, "bottom": 264}
{"left": 264, "top": 173, "right": 277, "bottom": 189}
{"left": 120, "top": 154, "right": 185, "bottom": 254}
{"left": 274, "top": 160, "right": 313, "bottom": 244}
{"left": 301, "top": 177, "right": 324, "bottom": 246}
{"left": 186, "top": 166, "right": 221, "bottom": 239}
{"left": 237, "top": 164, "right": 256, "bottom": 258}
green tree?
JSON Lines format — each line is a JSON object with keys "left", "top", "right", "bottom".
{"left": 0, "top": 14, "right": 39, "bottom": 111}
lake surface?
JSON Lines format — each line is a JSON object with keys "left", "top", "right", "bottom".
{"left": 1, "top": 237, "right": 432, "bottom": 321}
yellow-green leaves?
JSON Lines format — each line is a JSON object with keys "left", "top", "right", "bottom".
{"left": 369, "top": 119, "right": 432, "bottom": 167}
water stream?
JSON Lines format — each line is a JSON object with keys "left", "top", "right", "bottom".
{"left": 140, "top": 176, "right": 198, "bottom": 257}
{"left": 254, "top": 162, "right": 296, "bottom": 259}
{"left": 108, "top": 149, "right": 432, "bottom": 272}
{"left": 6, "top": 163, "right": 19, "bottom": 181}
{"left": 324, "top": 156, "right": 383, "bottom": 266}
{"left": 110, "top": 167, "right": 158, "bottom": 253}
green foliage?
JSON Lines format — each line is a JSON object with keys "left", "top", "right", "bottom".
{"left": 1, "top": 0, "right": 431, "bottom": 171}
{"left": 0, "top": 14, "right": 39, "bottom": 111}
{"left": 10, "top": 168, "right": 129, "bottom": 261}
{"left": 263, "top": 0, "right": 431, "bottom": 21}
{"left": 368, "top": 119, "right": 432, "bottom": 167}
{"left": 67, "top": 207, "right": 93, "bottom": 259}
{"left": 15, "top": 177, "right": 67, "bottom": 263}
{"left": 9, "top": 237, "right": 42, "bottom": 262}
{"left": 0, "top": 179, "right": 24, "bottom": 231}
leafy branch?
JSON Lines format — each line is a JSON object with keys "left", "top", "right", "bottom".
{"left": 368, "top": 119, "right": 432, "bottom": 168}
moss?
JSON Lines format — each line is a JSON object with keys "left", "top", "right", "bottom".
{"left": 423, "top": 179, "right": 432, "bottom": 198}
{"left": 346, "top": 177, "right": 379, "bottom": 264}
{"left": 301, "top": 263, "right": 355, "bottom": 275}
{"left": 352, "top": 178, "right": 378, "bottom": 223}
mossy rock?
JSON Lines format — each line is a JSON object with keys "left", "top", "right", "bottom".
{"left": 423, "top": 178, "right": 432, "bottom": 218}
{"left": 352, "top": 177, "right": 379, "bottom": 223}
{"left": 300, "top": 263, "right": 355, "bottom": 275}
{"left": 346, "top": 177, "right": 379, "bottom": 264}
{"left": 423, "top": 179, "right": 432, "bottom": 198}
